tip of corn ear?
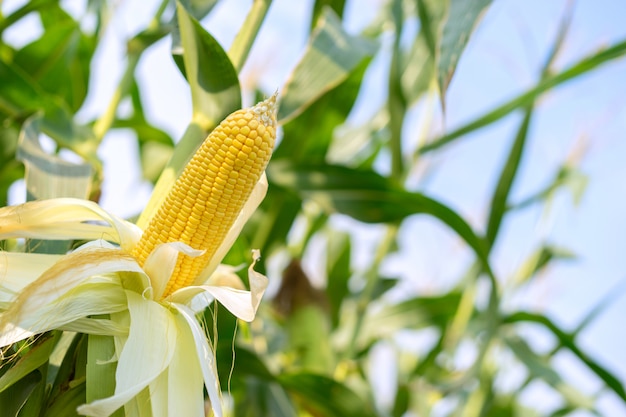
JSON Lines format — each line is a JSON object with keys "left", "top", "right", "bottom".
{"left": 251, "top": 92, "right": 278, "bottom": 128}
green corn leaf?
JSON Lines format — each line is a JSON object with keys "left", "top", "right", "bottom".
{"left": 174, "top": 0, "right": 241, "bottom": 128}
{"left": 511, "top": 165, "right": 589, "bottom": 211}
{"left": 503, "top": 311, "right": 626, "bottom": 402}
{"left": 364, "top": 293, "right": 462, "bottom": 341}
{"left": 278, "top": 7, "right": 377, "bottom": 124}
{"left": 16, "top": 114, "right": 92, "bottom": 254}
{"left": 279, "top": 373, "right": 378, "bottom": 417}
{"left": 437, "top": 0, "right": 493, "bottom": 102}
{"left": 267, "top": 162, "right": 490, "bottom": 267}
{"left": 310, "top": 0, "right": 347, "bottom": 31}
{"left": 0, "top": 335, "right": 56, "bottom": 394}
{"left": 44, "top": 381, "right": 86, "bottom": 417}
{"left": 0, "top": 61, "right": 96, "bottom": 159}
{"left": 276, "top": 57, "right": 371, "bottom": 163}
{"left": 16, "top": 114, "right": 92, "bottom": 202}
{"left": 505, "top": 335, "right": 594, "bottom": 410}
{"left": 0, "top": 371, "right": 41, "bottom": 417}
{"left": 485, "top": 108, "right": 533, "bottom": 247}
{"left": 13, "top": 5, "right": 95, "bottom": 112}
{"left": 326, "top": 232, "right": 351, "bottom": 328}
{"left": 184, "top": 0, "right": 220, "bottom": 20}
{"left": 511, "top": 245, "right": 576, "bottom": 287}
{"left": 420, "top": 38, "right": 626, "bottom": 154}
{"left": 86, "top": 332, "right": 122, "bottom": 417}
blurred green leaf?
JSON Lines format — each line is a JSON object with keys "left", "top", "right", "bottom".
{"left": 174, "top": 0, "right": 241, "bottom": 128}
{"left": 250, "top": 190, "right": 302, "bottom": 258}
{"left": 13, "top": 5, "right": 95, "bottom": 112}
{"left": 388, "top": 0, "right": 407, "bottom": 178}
{"left": 511, "top": 165, "right": 589, "bottom": 211}
{"left": 505, "top": 335, "right": 594, "bottom": 409}
{"left": 416, "top": 0, "right": 447, "bottom": 58}
{"left": 0, "top": 0, "right": 56, "bottom": 35}
{"left": 326, "top": 232, "right": 351, "bottom": 328}
{"left": 364, "top": 293, "right": 462, "bottom": 339}
{"left": 573, "top": 280, "right": 626, "bottom": 336}
{"left": 310, "top": 0, "right": 347, "bottom": 31}
{"left": 437, "top": 0, "right": 493, "bottom": 101}
{"left": 86, "top": 334, "right": 118, "bottom": 414}
{"left": 485, "top": 108, "right": 532, "bottom": 247}
{"left": 17, "top": 114, "right": 92, "bottom": 201}
{"left": 47, "top": 333, "right": 86, "bottom": 407}
{"left": 503, "top": 312, "right": 626, "bottom": 401}
{"left": 279, "top": 373, "right": 377, "bottom": 417}
{"left": 44, "top": 381, "right": 86, "bottom": 417}
{"left": 0, "top": 369, "right": 41, "bottom": 417}
{"left": 392, "top": 383, "right": 410, "bottom": 417}
{"left": 141, "top": 3, "right": 241, "bottom": 228}
{"left": 277, "top": 57, "right": 371, "bottom": 163}
{"left": 234, "top": 378, "right": 296, "bottom": 417}
{"left": 0, "top": 335, "right": 56, "bottom": 394}
{"left": 278, "top": 7, "right": 377, "bottom": 123}
{"left": 0, "top": 60, "right": 96, "bottom": 157}
{"left": 0, "top": 157, "right": 23, "bottom": 207}
{"left": 228, "top": 0, "right": 273, "bottom": 71}
{"left": 267, "top": 162, "right": 490, "bottom": 268}
{"left": 420, "top": 38, "right": 626, "bottom": 153}
{"left": 512, "top": 245, "right": 576, "bottom": 286}
{"left": 113, "top": 80, "right": 174, "bottom": 183}
{"left": 186, "top": 0, "right": 219, "bottom": 20}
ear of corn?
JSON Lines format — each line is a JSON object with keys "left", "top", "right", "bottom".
{"left": 132, "top": 94, "right": 278, "bottom": 298}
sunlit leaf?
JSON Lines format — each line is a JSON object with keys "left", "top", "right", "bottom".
{"left": 0, "top": 334, "right": 56, "bottom": 394}
{"left": 505, "top": 335, "right": 594, "bottom": 409}
{"left": 45, "top": 381, "right": 87, "bottom": 417}
{"left": 0, "top": 60, "right": 96, "bottom": 158}
{"left": 485, "top": 108, "right": 532, "bottom": 246}
{"left": 13, "top": 5, "right": 95, "bottom": 112}
{"left": 364, "top": 293, "right": 462, "bottom": 341}
{"left": 174, "top": 1, "right": 241, "bottom": 128}
{"left": 512, "top": 245, "right": 576, "bottom": 286}
{"left": 277, "top": 57, "right": 371, "bottom": 163}
{"left": 267, "top": 162, "right": 490, "bottom": 266}
{"left": 503, "top": 312, "right": 626, "bottom": 402}
{"left": 16, "top": 114, "right": 92, "bottom": 201}
{"left": 310, "top": 0, "right": 347, "bottom": 30}
{"left": 326, "top": 232, "right": 351, "bottom": 328}
{"left": 279, "top": 373, "right": 378, "bottom": 417}
{"left": 437, "top": 0, "right": 493, "bottom": 100}
{"left": 0, "top": 369, "right": 41, "bottom": 417}
{"left": 278, "top": 7, "right": 377, "bottom": 123}
{"left": 420, "top": 38, "right": 626, "bottom": 153}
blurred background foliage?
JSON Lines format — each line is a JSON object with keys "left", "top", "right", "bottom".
{"left": 1, "top": 0, "right": 625, "bottom": 416}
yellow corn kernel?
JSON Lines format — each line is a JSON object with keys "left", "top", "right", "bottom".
{"left": 132, "top": 94, "right": 278, "bottom": 298}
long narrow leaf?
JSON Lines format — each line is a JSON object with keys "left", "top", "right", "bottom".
{"left": 503, "top": 311, "right": 626, "bottom": 401}
{"left": 279, "top": 373, "right": 378, "bottom": 417}
{"left": 278, "top": 7, "right": 377, "bottom": 123}
{"left": 437, "top": 0, "right": 493, "bottom": 101}
{"left": 420, "top": 38, "right": 626, "bottom": 153}
{"left": 267, "top": 162, "right": 491, "bottom": 268}
{"left": 485, "top": 108, "right": 532, "bottom": 246}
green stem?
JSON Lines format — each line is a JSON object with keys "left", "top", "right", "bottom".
{"left": 388, "top": 0, "right": 406, "bottom": 181}
{"left": 0, "top": 0, "right": 55, "bottom": 34}
{"left": 346, "top": 225, "right": 398, "bottom": 357}
{"left": 150, "top": 0, "right": 170, "bottom": 28}
{"left": 92, "top": 53, "right": 140, "bottom": 142}
{"left": 228, "top": 0, "right": 273, "bottom": 72}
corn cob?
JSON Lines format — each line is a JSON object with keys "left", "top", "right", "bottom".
{"left": 132, "top": 94, "right": 277, "bottom": 298}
